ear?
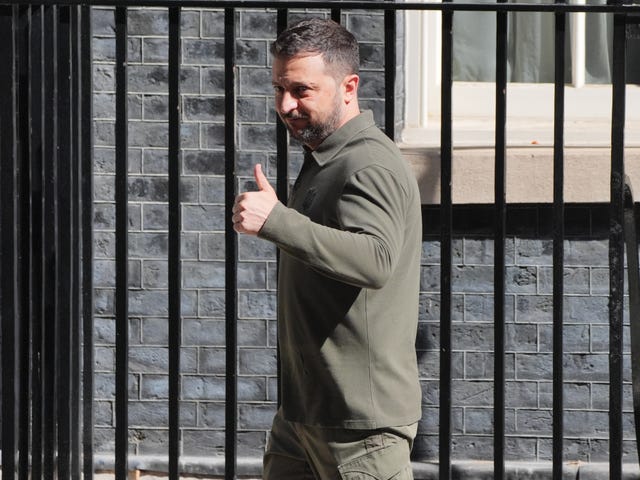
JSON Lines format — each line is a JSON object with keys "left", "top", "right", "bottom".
{"left": 341, "top": 74, "right": 359, "bottom": 104}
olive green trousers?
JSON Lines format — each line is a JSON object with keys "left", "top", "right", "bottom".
{"left": 263, "top": 409, "right": 417, "bottom": 480}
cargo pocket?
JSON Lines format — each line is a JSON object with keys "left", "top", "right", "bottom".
{"left": 337, "top": 439, "right": 411, "bottom": 480}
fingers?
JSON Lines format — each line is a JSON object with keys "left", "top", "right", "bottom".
{"left": 254, "top": 164, "right": 274, "bottom": 193}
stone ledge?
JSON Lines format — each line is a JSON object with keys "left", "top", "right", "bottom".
{"left": 93, "top": 456, "right": 640, "bottom": 479}
{"left": 401, "top": 146, "right": 640, "bottom": 205}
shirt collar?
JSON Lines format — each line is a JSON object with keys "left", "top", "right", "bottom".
{"left": 306, "top": 111, "right": 375, "bottom": 167}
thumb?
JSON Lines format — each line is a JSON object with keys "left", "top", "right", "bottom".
{"left": 254, "top": 164, "right": 274, "bottom": 193}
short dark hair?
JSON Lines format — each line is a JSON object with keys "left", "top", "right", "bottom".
{"left": 270, "top": 18, "right": 360, "bottom": 77}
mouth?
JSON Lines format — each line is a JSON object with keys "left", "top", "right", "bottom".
{"left": 285, "top": 116, "right": 309, "bottom": 129}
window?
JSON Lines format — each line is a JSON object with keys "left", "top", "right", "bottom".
{"left": 402, "top": 6, "right": 640, "bottom": 148}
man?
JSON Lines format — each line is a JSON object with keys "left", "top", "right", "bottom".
{"left": 232, "top": 18, "right": 422, "bottom": 480}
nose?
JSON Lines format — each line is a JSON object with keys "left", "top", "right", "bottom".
{"left": 279, "top": 91, "right": 298, "bottom": 116}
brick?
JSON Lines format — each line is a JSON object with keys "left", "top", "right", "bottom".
{"left": 590, "top": 268, "right": 609, "bottom": 294}
{"left": 94, "top": 288, "right": 115, "bottom": 315}
{"left": 198, "top": 402, "right": 225, "bottom": 428}
{"left": 183, "top": 205, "right": 225, "bottom": 231}
{"left": 201, "top": 11, "right": 225, "bottom": 38}
{"left": 183, "top": 96, "right": 225, "bottom": 122}
{"left": 452, "top": 324, "right": 494, "bottom": 351}
{"left": 181, "top": 430, "right": 225, "bottom": 456}
{"left": 128, "top": 9, "right": 169, "bottom": 35}
{"left": 464, "top": 238, "right": 513, "bottom": 265}
{"left": 516, "top": 295, "right": 552, "bottom": 323}
{"left": 452, "top": 380, "right": 493, "bottom": 406}
{"left": 359, "top": 43, "right": 385, "bottom": 70}
{"left": 238, "top": 319, "right": 268, "bottom": 347}
{"left": 564, "top": 411, "right": 610, "bottom": 437}
{"left": 238, "top": 97, "right": 269, "bottom": 123}
{"left": 202, "top": 66, "right": 225, "bottom": 94}
{"left": 238, "top": 235, "right": 277, "bottom": 261}
{"left": 181, "top": 10, "right": 200, "bottom": 37}
{"left": 539, "top": 267, "right": 590, "bottom": 295}
{"left": 131, "top": 428, "right": 169, "bottom": 454}
{"left": 565, "top": 239, "right": 608, "bottom": 266}
{"left": 239, "top": 348, "right": 277, "bottom": 375}
{"left": 240, "top": 11, "right": 277, "bottom": 38}
{"left": 452, "top": 265, "right": 493, "bottom": 293}
{"left": 506, "top": 323, "right": 537, "bottom": 352}
{"left": 465, "top": 407, "right": 498, "bottom": 435}
{"left": 416, "top": 322, "right": 439, "bottom": 351}
{"left": 142, "top": 149, "right": 168, "bottom": 173}
{"left": 184, "top": 150, "right": 225, "bottom": 175}
{"left": 94, "top": 401, "right": 114, "bottom": 427}
{"left": 507, "top": 266, "right": 538, "bottom": 294}
{"left": 420, "top": 265, "right": 440, "bottom": 291}
{"left": 142, "top": 38, "right": 168, "bottom": 63}
{"left": 129, "top": 65, "right": 200, "bottom": 94}
{"left": 563, "top": 354, "right": 611, "bottom": 382}
{"left": 183, "top": 261, "right": 225, "bottom": 288}
{"left": 239, "top": 123, "right": 277, "bottom": 151}
{"left": 239, "top": 67, "right": 275, "bottom": 96}
{"left": 505, "top": 381, "right": 538, "bottom": 408}
{"left": 347, "top": 14, "right": 384, "bottom": 42}
{"left": 199, "top": 290, "right": 226, "bottom": 317}
{"left": 515, "top": 238, "right": 552, "bottom": 266}
{"left": 183, "top": 39, "right": 225, "bottom": 65}
{"left": 182, "top": 375, "right": 225, "bottom": 400}
{"left": 94, "top": 259, "right": 141, "bottom": 288}
{"left": 238, "top": 291, "right": 277, "bottom": 319}
{"left": 237, "top": 431, "right": 269, "bottom": 457}
{"left": 238, "top": 376, "right": 268, "bottom": 402}
{"left": 201, "top": 123, "right": 226, "bottom": 148}
{"left": 200, "top": 347, "right": 226, "bottom": 374}
{"left": 515, "top": 409, "right": 553, "bottom": 436}
{"left": 239, "top": 404, "right": 277, "bottom": 430}
{"left": 236, "top": 39, "right": 268, "bottom": 66}
{"left": 183, "top": 318, "right": 225, "bottom": 346}
{"left": 515, "top": 353, "right": 552, "bottom": 381}
{"left": 139, "top": 374, "right": 168, "bottom": 399}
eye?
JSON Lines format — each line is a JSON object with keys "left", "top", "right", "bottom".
{"left": 273, "top": 85, "right": 284, "bottom": 94}
{"left": 295, "top": 86, "right": 310, "bottom": 95}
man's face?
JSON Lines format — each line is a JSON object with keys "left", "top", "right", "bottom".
{"left": 272, "top": 53, "right": 345, "bottom": 149}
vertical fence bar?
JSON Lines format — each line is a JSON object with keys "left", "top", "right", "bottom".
{"left": 552, "top": 7, "right": 566, "bottom": 480}
{"left": 18, "top": 6, "right": 33, "bottom": 480}
{"left": 56, "top": 6, "right": 74, "bottom": 477}
{"left": 31, "top": 5, "right": 46, "bottom": 479}
{"left": 439, "top": 4, "right": 453, "bottom": 480}
{"left": 331, "top": 8, "right": 340, "bottom": 23}
{"left": 81, "top": 4, "right": 95, "bottom": 479}
{"left": 609, "top": 9, "right": 626, "bottom": 480}
{"left": 276, "top": 7, "right": 289, "bottom": 208}
{"left": 115, "top": 6, "right": 130, "bottom": 480}
{"left": 0, "top": 5, "right": 19, "bottom": 478}
{"left": 71, "top": 6, "right": 83, "bottom": 478}
{"left": 384, "top": 8, "right": 396, "bottom": 140}
{"left": 275, "top": 8, "right": 288, "bottom": 408}
{"left": 494, "top": 3, "right": 508, "bottom": 479}
{"left": 225, "top": 8, "right": 238, "bottom": 480}
{"left": 42, "top": 6, "right": 58, "bottom": 477}
{"left": 168, "top": 6, "right": 182, "bottom": 480}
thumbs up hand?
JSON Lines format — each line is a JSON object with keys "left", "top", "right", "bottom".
{"left": 232, "top": 164, "right": 279, "bottom": 235}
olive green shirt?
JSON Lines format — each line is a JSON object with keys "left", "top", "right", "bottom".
{"left": 259, "top": 111, "right": 422, "bottom": 429}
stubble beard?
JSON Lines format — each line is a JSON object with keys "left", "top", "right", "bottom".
{"left": 284, "top": 95, "right": 343, "bottom": 148}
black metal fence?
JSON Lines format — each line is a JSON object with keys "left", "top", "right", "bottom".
{"left": 1, "top": 1, "right": 640, "bottom": 480}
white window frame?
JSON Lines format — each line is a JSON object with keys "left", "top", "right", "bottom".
{"left": 401, "top": 6, "right": 640, "bottom": 148}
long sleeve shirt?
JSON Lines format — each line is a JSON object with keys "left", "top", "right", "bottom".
{"left": 259, "top": 111, "right": 422, "bottom": 429}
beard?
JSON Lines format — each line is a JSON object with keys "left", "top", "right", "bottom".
{"left": 283, "top": 95, "right": 343, "bottom": 147}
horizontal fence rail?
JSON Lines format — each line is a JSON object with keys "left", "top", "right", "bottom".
{"left": 1, "top": 1, "right": 640, "bottom": 480}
